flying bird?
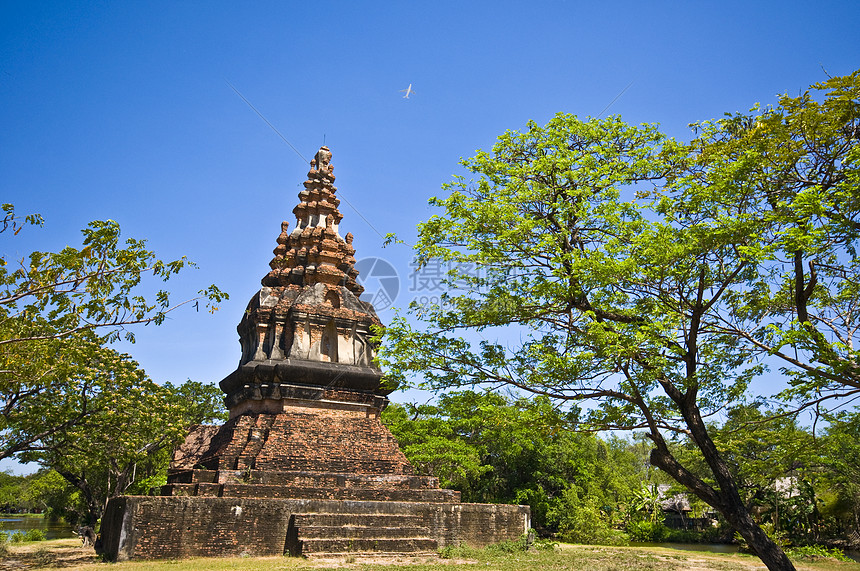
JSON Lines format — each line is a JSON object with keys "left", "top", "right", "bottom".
{"left": 400, "top": 84, "right": 415, "bottom": 99}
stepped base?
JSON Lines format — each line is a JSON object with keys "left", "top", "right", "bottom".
{"left": 162, "top": 468, "right": 458, "bottom": 502}
{"left": 101, "top": 497, "right": 530, "bottom": 561}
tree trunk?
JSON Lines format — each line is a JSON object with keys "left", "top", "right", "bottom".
{"left": 57, "top": 470, "right": 101, "bottom": 528}
{"left": 650, "top": 448, "right": 795, "bottom": 570}
{"left": 649, "top": 392, "right": 797, "bottom": 571}
{"left": 721, "top": 494, "right": 795, "bottom": 571}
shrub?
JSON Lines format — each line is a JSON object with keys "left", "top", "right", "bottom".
{"left": 486, "top": 531, "right": 544, "bottom": 553}
{"left": 24, "top": 529, "right": 46, "bottom": 542}
{"left": 625, "top": 520, "right": 669, "bottom": 542}
{"left": 548, "top": 490, "right": 629, "bottom": 546}
{"left": 9, "top": 531, "right": 25, "bottom": 543}
{"left": 785, "top": 545, "right": 852, "bottom": 562}
{"left": 664, "top": 528, "right": 700, "bottom": 543}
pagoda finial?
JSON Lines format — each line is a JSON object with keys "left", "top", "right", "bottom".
{"left": 310, "top": 146, "right": 333, "bottom": 176}
{"left": 260, "top": 147, "right": 358, "bottom": 293}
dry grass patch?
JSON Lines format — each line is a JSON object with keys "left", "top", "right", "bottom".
{"left": 2, "top": 540, "right": 858, "bottom": 571}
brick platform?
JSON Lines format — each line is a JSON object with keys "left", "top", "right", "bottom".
{"left": 102, "top": 497, "right": 530, "bottom": 560}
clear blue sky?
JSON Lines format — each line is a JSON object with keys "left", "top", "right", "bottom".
{"left": 2, "top": 2, "right": 858, "bottom": 411}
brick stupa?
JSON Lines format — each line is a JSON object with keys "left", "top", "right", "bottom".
{"left": 101, "top": 148, "right": 530, "bottom": 561}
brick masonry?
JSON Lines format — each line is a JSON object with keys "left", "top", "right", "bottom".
{"left": 101, "top": 497, "right": 531, "bottom": 560}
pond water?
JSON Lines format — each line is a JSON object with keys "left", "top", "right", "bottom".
{"left": 0, "top": 515, "right": 76, "bottom": 540}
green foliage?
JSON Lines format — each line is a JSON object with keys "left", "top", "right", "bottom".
{"left": 674, "top": 72, "right": 860, "bottom": 396}
{"left": 23, "top": 529, "right": 45, "bottom": 542}
{"left": 381, "top": 71, "right": 860, "bottom": 570}
{"left": 785, "top": 545, "right": 852, "bottom": 562}
{"left": 553, "top": 494, "right": 627, "bottom": 546}
{"left": 21, "top": 378, "right": 226, "bottom": 525}
{"left": 486, "top": 533, "right": 533, "bottom": 554}
{"left": 24, "top": 469, "right": 79, "bottom": 522}
{"left": 0, "top": 470, "right": 32, "bottom": 512}
{"left": 631, "top": 483, "right": 663, "bottom": 525}
{"left": 817, "top": 410, "right": 860, "bottom": 540}
{"left": 383, "top": 392, "right": 643, "bottom": 536}
{"left": 0, "top": 204, "right": 43, "bottom": 236}
{"left": 0, "top": 206, "right": 228, "bottom": 524}
{"left": 0, "top": 208, "right": 228, "bottom": 461}
{"left": 625, "top": 520, "right": 669, "bottom": 542}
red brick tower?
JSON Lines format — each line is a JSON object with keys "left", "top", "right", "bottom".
{"left": 100, "top": 148, "right": 529, "bottom": 561}
{"left": 166, "top": 146, "right": 434, "bottom": 488}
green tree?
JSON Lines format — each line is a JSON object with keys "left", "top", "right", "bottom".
{"left": 21, "top": 376, "right": 225, "bottom": 526}
{"left": 383, "top": 392, "right": 640, "bottom": 538}
{"left": 0, "top": 206, "right": 227, "bottom": 460}
{"left": 675, "top": 403, "right": 824, "bottom": 543}
{"left": 817, "top": 411, "right": 860, "bottom": 541}
{"left": 669, "top": 72, "right": 860, "bottom": 401}
{"left": 24, "top": 470, "right": 78, "bottom": 522}
{"left": 381, "top": 73, "right": 859, "bottom": 570}
{"left": 0, "top": 470, "right": 31, "bottom": 513}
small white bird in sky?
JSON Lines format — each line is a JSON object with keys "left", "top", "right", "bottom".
{"left": 400, "top": 84, "right": 415, "bottom": 99}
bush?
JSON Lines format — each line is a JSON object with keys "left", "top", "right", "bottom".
{"left": 24, "top": 529, "right": 46, "bottom": 542}
{"left": 699, "top": 521, "right": 732, "bottom": 544}
{"left": 487, "top": 530, "right": 557, "bottom": 553}
{"left": 625, "top": 520, "right": 669, "bottom": 542}
{"left": 548, "top": 490, "right": 629, "bottom": 546}
{"left": 8, "top": 531, "right": 25, "bottom": 543}
{"left": 785, "top": 545, "right": 852, "bottom": 562}
{"left": 664, "top": 528, "right": 700, "bottom": 543}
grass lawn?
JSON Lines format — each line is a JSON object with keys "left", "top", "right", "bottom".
{"left": 2, "top": 539, "right": 858, "bottom": 570}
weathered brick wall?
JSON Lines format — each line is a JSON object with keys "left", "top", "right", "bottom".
{"left": 102, "top": 497, "right": 531, "bottom": 561}
{"left": 101, "top": 496, "right": 293, "bottom": 560}
{"left": 174, "top": 406, "right": 414, "bottom": 475}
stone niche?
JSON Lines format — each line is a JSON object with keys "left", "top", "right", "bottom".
{"left": 100, "top": 147, "right": 530, "bottom": 561}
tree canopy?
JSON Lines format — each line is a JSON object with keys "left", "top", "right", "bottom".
{"left": 0, "top": 206, "right": 228, "bottom": 461}
{"left": 380, "top": 71, "right": 859, "bottom": 571}
{"left": 382, "top": 391, "right": 642, "bottom": 541}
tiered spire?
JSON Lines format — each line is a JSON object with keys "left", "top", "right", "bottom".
{"left": 226, "top": 145, "right": 382, "bottom": 401}
{"left": 262, "top": 146, "right": 362, "bottom": 296}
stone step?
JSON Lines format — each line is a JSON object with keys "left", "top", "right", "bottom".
{"left": 297, "top": 525, "right": 430, "bottom": 540}
{"left": 292, "top": 513, "right": 426, "bottom": 528}
{"left": 220, "top": 484, "right": 459, "bottom": 502}
{"left": 160, "top": 483, "right": 221, "bottom": 497}
{"left": 299, "top": 537, "right": 438, "bottom": 555}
